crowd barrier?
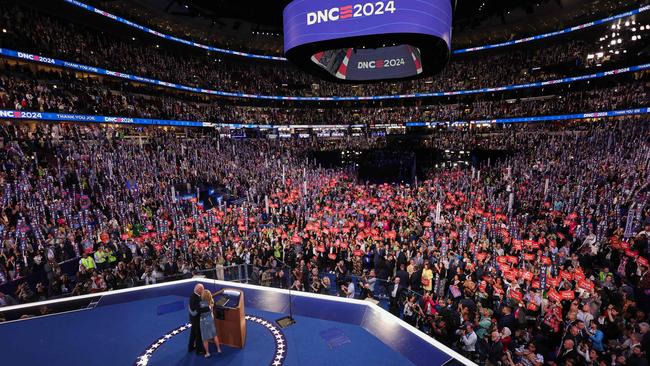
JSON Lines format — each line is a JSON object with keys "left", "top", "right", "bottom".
{"left": 1, "top": 48, "right": 648, "bottom": 101}
{"left": 63, "top": 0, "right": 650, "bottom": 59}
{"left": 1, "top": 107, "right": 648, "bottom": 129}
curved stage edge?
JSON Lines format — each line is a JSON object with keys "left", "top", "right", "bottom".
{"left": 0, "top": 278, "right": 475, "bottom": 366}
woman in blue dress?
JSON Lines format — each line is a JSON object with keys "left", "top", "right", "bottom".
{"left": 200, "top": 290, "right": 222, "bottom": 357}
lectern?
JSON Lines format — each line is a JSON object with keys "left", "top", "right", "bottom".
{"left": 213, "top": 288, "right": 246, "bottom": 348}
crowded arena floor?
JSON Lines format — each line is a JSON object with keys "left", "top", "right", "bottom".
{"left": 0, "top": 0, "right": 649, "bottom": 365}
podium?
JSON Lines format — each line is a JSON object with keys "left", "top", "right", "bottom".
{"left": 213, "top": 288, "right": 246, "bottom": 348}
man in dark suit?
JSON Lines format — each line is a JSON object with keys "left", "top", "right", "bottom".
{"left": 387, "top": 277, "right": 405, "bottom": 316}
{"left": 396, "top": 245, "right": 408, "bottom": 270}
{"left": 556, "top": 339, "right": 579, "bottom": 365}
{"left": 395, "top": 263, "right": 409, "bottom": 288}
{"left": 497, "top": 306, "right": 517, "bottom": 332}
{"left": 410, "top": 266, "right": 423, "bottom": 294}
{"left": 188, "top": 283, "right": 205, "bottom": 354}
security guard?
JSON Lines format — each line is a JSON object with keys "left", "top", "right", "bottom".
{"left": 79, "top": 252, "right": 96, "bottom": 271}
{"left": 106, "top": 246, "right": 117, "bottom": 267}
{"left": 94, "top": 246, "right": 108, "bottom": 270}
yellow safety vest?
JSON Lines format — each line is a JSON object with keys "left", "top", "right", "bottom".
{"left": 81, "top": 257, "right": 95, "bottom": 270}
{"left": 107, "top": 251, "right": 117, "bottom": 263}
{"left": 94, "top": 251, "right": 106, "bottom": 264}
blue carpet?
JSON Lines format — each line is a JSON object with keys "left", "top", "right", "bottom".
{"left": 146, "top": 315, "right": 278, "bottom": 366}
{"left": 0, "top": 295, "right": 190, "bottom": 366}
{"left": 320, "top": 328, "right": 352, "bottom": 349}
{"left": 278, "top": 311, "right": 415, "bottom": 366}
{"left": 0, "top": 295, "right": 415, "bottom": 366}
{"left": 156, "top": 300, "right": 185, "bottom": 315}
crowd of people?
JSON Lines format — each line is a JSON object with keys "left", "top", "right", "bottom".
{"left": 0, "top": 1, "right": 638, "bottom": 97}
{"left": 0, "top": 119, "right": 648, "bottom": 366}
{"left": 98, "top": 0, "right": 283, "bottom": 56}
{"left": 1, "top": 62, "right": 647, "bottom": 126}
{"left": 0, "top": 1, "right": 649, "bottom": 364}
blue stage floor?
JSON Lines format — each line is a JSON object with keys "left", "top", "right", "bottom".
{"left": 0, "top": 293, "right": 415, "bottom": 366}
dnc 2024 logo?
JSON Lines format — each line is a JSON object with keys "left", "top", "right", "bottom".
{"left": 0, "top": 111, "right": 44, "bottom": 119}
{"left": 357, "top": 58, "right": 406, "bottom": 69}
{"left": 307, "top": 1, "right": 396, "bottom": 25}
{"left": 104, "top": 117, "right": 135, "bottom": 123}
{"left": 16, "top": 52, "right": 55, "bottom": 64}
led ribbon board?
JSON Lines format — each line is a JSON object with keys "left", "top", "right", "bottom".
{"left": 2, "top": 108, "right": 647, "bottom": 129}
{"left": 0, "top": 110, "right": 211, "bottom": 127}
{"left": 2, "top": 48, "right": 648, "bottom": 101}
{"left": 283, "top": 0, "right": 452, "bottom": 82}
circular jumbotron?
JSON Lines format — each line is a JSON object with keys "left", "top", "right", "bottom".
{"left": 283, "top": 0, "right": 453, "bottom": 83}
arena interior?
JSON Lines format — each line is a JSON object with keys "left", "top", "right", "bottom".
{"left": 0, "top": 0, "right": 649, "bottom": 365}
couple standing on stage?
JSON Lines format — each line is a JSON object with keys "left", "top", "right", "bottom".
{"left": 188, "top": 283, "right": 223, "bottom": 358}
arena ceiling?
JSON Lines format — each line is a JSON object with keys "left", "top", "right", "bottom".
{"left": 117, "top": 0, "right": 634, "bottom": 47}
{"left": 146, "top": 0, "right": 575, "bottom": 27}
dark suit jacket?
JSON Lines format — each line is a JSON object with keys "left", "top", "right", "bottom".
{"left": 388, "top": 284, "right": 406, "bottom": 303}
{"left": 410, "top": 270, "right": 423, "bottom": 292}
{"left": 396, "top": 270, "right": 409, "bottom": 286}
{"left": 557, "top": 349, "right": 579, "bottom": 365}
{"left": 497, "top": 313, "right": 517, "bottom": 331}
{"left": 396, "top": 252, "right": 408, "bottom": 268}
{"left": 189, "top": 292, "right": 203, "bottom": 320}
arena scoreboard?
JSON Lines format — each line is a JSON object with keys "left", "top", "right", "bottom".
{"left": 283, "top": 0, "right": 453, "bottom": 82}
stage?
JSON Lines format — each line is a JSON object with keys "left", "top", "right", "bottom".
{"left": 0, "top": 279, "right": 473, "bottom": 366}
